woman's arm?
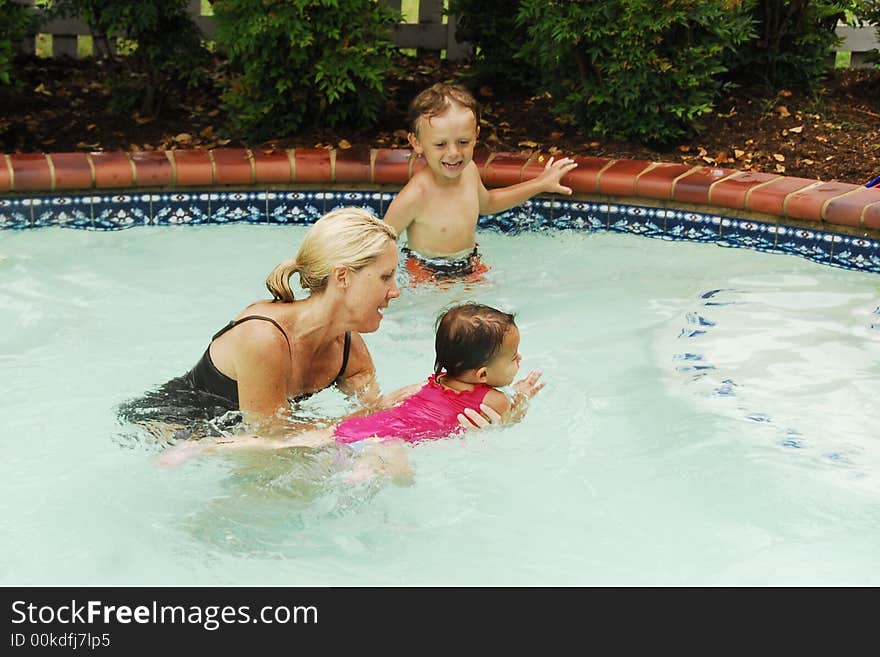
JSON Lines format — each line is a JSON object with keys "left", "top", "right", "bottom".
{"left": 334, "top": 333, "right": 421, "bottom": 412}
{"left": 232, "top": 322, "right": 293, "bottom": 420}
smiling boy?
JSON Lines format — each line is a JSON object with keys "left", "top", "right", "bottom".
{"left": 383, "top": 83, "right": 577, "bottom": 280}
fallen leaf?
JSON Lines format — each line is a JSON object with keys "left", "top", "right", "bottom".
{"left": 174, "top": 132, "right": 193, "bottom": 145}
{"left": 677, "top": 145, "right": 691, "bottom": 152}
{"left": 773, "top": 153, "right": 785, "bottom": 162}
{"left": 774, "top": 105, "right": 791, "bottom": 118}
{"left": 34, "top": 83, "right": 52, "bottom": 96}
{"left": 697, "top": 147, "right": 708, "bottom": 158}
{"left": 702, "top": 156, "right": 715, "bottom": 164}
{"left": 775, "top": 163, "right": 786, "bottom": 173}
{"left": 714, "top": 150, "right": 730, "bottom": 164}
{"left": 778, "top": 89, "right": 793, "bottom": 97}
{"left": 734, "top": 149, "right": 746, "bottom": 160}
{"left": 802, "top": 158, "right": 815, "bottom": 165}
{"left": 789, "top": 125, "right": 804, "bottom": 134}
{"left": 338, "top": 139, "right": 351, "bottom": 149}
{"left": 518, "top": 140, "right": 539, "bottom": 148}
{"left": 217, "top": 138, "right": 231, "bottom": 146}
{"left": 588, "top": 141, "right": 600, "bottom": 148}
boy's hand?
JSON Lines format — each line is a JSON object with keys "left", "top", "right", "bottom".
{"left": 537, "top": 156, "right": 578, "bottom": 195}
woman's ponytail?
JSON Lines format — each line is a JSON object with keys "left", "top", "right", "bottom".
{"left": 265, "top": 259, "right": 298, "bottom": 302}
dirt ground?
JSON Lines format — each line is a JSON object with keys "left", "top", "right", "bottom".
{"left": 1, "top": 53, "right": 879, "bottom": 185}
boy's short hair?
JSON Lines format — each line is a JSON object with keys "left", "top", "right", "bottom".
{"left": 408, "top": 82, "right": 481, "bottom": 135}
{"left": 434, "top": 303, "right": 516, "bottom": 377}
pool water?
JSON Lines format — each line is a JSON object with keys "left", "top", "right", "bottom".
{"left": 2, "top": 224, "right": 879, "bottom": 585}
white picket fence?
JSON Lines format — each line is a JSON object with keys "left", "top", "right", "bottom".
{"left": 16, "top": 0, "right": 880, "bottom": 66}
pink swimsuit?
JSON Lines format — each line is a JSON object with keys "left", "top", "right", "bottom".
{"left": 334, "top": 374, "right": 494, "bottom": 444}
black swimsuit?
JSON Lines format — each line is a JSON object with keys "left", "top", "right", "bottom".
{"left": 116, "top": 316, "right": 352, "bottom": 439}
{"left": 185, "top": 315, "right": 352, "bottom": 409}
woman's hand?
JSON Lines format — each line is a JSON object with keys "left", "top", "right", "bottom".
{"left": 457, "top": 404, "right": 503, "bottom": 430}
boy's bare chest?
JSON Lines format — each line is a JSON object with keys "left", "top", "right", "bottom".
{"left": 415, "top": 184, "right": 480, "bottom": 231}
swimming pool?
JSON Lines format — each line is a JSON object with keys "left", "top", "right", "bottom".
{"left": 2, "top": 218, "right": 879, "bottom": 585}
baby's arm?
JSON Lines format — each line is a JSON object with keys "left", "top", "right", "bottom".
{"left": 479, "top": 156, "right": 578, "bottom": 215}
{"left": 475, "top": 369, "right": 545, "bottom": 427}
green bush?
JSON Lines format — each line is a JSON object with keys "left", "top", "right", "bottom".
{"left": 854, "top": 0, "right": 880, "bottom": 63}
{"left": 48, "top": 0, "right": 209, "bottom": 115}
{"left": 726, "top": 0, "right": 851, "bottom": 89}
{"left": 0, "top": 0, "right": 38, "bottom": 87}
{"left": 448, "top": 0, "right": 532, "bottom": 90}
{"left": 515, "top": 0, "right": 754, "bottom": 144}
{"left": 211, "top": 0, "right": 399, "bottom": 143}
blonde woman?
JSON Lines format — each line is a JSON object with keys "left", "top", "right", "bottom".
{"left": 121, "top": 207, "right": 397, "bottom": 433}
{"left": 119, "top": 206, "right": 497, "bottom": 437}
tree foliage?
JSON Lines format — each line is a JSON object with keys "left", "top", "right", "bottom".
{"left": 515, "top": 0, "right": 755, "bottom": 144}
{"left": 210, "top": 0, "right": 399, "bottom": 142}
{"left": 0, "top": 0, "right": 39, "bottom": 87}
{"left": 47, "top": 0, "right": 210, "bottom": 116}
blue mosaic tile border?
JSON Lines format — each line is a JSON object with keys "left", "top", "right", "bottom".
{"left": 3, "top": 191, "right": 880, "bottom": 275}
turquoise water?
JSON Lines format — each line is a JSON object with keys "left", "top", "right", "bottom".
{"left": 2, "top": 224, "right": 879, "bottom": 585}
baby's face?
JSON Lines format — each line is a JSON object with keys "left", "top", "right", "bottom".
{"left": 483, "top": 326, "right": 522, "bottom": 387}
{"left": 410, "top": 103, "right": 479, "bottom": 181}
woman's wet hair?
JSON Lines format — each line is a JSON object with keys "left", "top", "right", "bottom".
{"left": 265, "top": 207, "right": 398, "bottom": 302}
{"left": 408, "top": 82, "right": 481, "bottom": 136}
{"left": 434, "top": 303, "right": 516, "bottom": 377}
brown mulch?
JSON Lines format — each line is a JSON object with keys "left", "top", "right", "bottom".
{"left": 2, "top": 53, "right": 879, "bottom": 185}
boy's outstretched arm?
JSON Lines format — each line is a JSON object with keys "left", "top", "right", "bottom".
{"left": 479, "top": 156, "right": 578, "bottom": 216}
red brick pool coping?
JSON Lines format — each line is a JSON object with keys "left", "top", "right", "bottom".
{"left": 3, "top": 148, "right": 880, "bottom": 236}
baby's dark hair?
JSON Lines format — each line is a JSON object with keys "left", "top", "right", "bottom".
{"left": 408, "top": 82, "right": 481, "bottom": 136}
{"left": 434, "top": 303, "right": 517, "bottom": 377}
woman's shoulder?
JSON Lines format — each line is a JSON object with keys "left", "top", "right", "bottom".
{"left": 226, "top": 308, "right": 292, "bottom": 351}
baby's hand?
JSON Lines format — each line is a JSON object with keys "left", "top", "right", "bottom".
{"left": 513, "top": 369, "right": 545, "bottom": 399}
{"left": 537, "top": 156, "right": 578, "bottom": 195}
